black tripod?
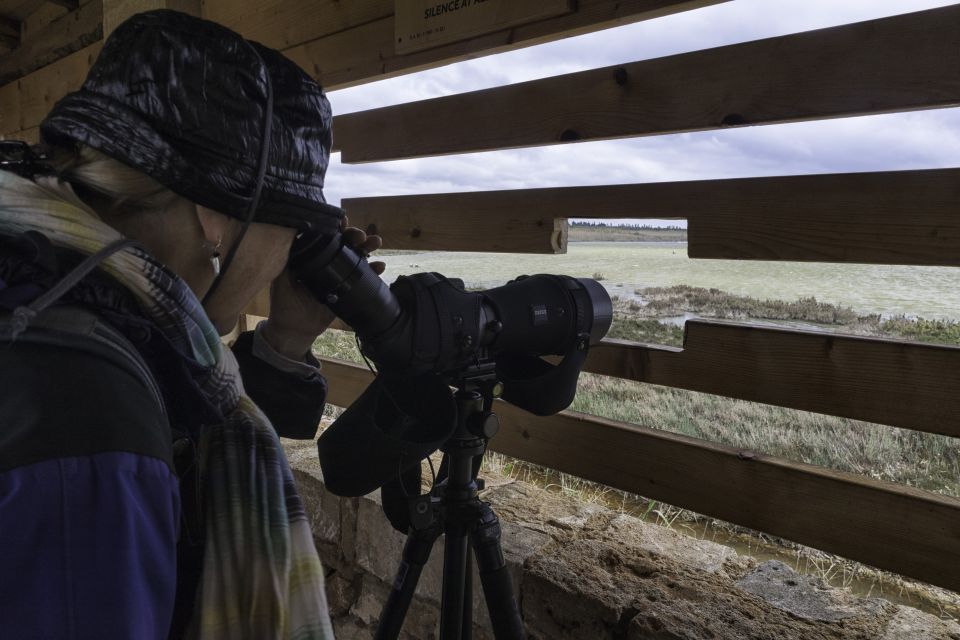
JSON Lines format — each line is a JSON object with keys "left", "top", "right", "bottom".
{"left": 374, "top": 372, "right": 526, "bottom": 640}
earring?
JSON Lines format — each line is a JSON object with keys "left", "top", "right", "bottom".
{"left": 204, "top": 239, "right": 223, "bottom": 276}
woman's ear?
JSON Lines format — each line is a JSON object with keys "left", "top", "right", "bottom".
{"left": 195, "top": 205, "right": 232, "bottom": 246}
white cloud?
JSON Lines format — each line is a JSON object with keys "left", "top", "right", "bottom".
{"left": 322, "top": 0, "right": 960, "bottom": 227}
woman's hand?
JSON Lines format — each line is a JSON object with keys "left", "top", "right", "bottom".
{"left": 261, "top": 219, "right": 384, "bottom": 361}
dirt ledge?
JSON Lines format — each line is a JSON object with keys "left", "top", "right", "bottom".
{"left": 283, "top": 439, "right": 960, "bottom": 640}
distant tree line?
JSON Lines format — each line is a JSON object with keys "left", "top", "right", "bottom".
{"left": 569, "top": 221, "right": 685, "bottom": 230}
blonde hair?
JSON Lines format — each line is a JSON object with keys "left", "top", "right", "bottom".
{"left": 47, "top": 145, "right": 190, "bottom": 217}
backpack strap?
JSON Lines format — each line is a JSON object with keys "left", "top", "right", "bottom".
{"left": 0, "top": 304, "right": 166, "bottom": 417}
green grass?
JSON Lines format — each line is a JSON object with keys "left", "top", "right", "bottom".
{"left": 879, "top": 316, "right": 960, "bottom": 345}
{"left": 635, "top": 284, "right": 862, "bottom": 325}
{"left": 570, "top": 375, "right": 959, "bottom": 497}
{"left": 569, "top": 225, "right": 688, "bottom": 243}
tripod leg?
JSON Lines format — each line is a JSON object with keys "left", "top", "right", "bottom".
{"left": 472, "top": 505, "right": 525, "bottom": 640}
{"left": 375, "top": 527, "right": 440, "bottom": 640}
{"left": 461, "top": 551, "right": 473, "bottom": 640}
{"left": 440, "top": 520, "right": 470, "bottom": 640}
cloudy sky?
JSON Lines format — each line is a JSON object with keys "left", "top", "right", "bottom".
{"left": 323, "top": 0, "right": 960, "bottom": 227}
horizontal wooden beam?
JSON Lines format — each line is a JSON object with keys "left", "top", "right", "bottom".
{"left": 283, "top": 0, "right": 729, "bottom": 91}
{"left": 342, "top": 169, "right": 960, "bottom": 265}
{"left": 0, "top": 0, "right": 47, "bottom": 22}
{"left": 17, "top": 39, "right": 100, "bottom": 129}
{"left": 319, "top": 357, "right": 960, "bottom": 593}
{"left": 587, "top": 321, "right": 960, "bottom": 438}
{"left": 343, "top": 193, "right": 571, "bottom": 253}
{"left": 48, "top": 0, "right": 79, "bottom": 9}
{"left": 333, "top": 5, "right": 960, "bottom": 162}
{"left": 0, "top": 0, "right": 101, "bottom": 85}
{"left": 203, "top": 0, "right": 390, "bottom": 53}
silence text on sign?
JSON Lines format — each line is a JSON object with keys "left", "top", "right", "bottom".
{"left": 395, "top": 0, "right": 573, "bottom": 55}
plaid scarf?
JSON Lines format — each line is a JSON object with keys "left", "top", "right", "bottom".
{"left": 0, "top": 170, "right": 334, "bottom": 640}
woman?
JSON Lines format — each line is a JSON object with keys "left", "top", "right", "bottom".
{"left": 0, "top": 9, "right": 380, "bottom": 639}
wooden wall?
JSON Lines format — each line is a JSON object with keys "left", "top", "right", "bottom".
{"left": 1, "top": 0, "right": 957, "bottom": 593}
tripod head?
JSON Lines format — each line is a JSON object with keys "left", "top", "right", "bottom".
{"left": 374, "top": 362, "right": 529, "bottom": 640}
{"left": 379, "top": 362, "right": 501, "bottom": 536}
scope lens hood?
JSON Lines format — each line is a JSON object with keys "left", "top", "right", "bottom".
{"left": 317, "top": 372, "right": 457, "bottom": 497}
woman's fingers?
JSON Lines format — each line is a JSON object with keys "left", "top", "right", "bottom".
{"left": 342, "top": 227, "right": 366, "bottom": 247}
{"left": 362, "top": 235, "right": 382, "bottom": 253}
{"left": 341, "top": 227, "right": 383, "bottom": 257}
{"left": 371, "top": 261, "right": 386, "bottom": 276}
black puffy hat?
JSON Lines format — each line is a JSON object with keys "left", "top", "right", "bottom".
{"left": 40, "top": 9, "right": 341, "bottom": 233}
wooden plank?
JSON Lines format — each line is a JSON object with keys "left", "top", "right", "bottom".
{"left": 343, "top": 192, "right": 569, "bottom": 253}
{"left": 309, "top": 297, "right": 960, "bottom": 437}
{"left": 15, "top": 127, "right": 40, "bottom": 144}
{"left": 20, "top": 2, "right": 68, "bottom": 41}
{"left": 0, "top": 0, "right": 102, "bottom": 85}
{"left": 0, "top": 127, "right": 40, "bottom": 142}
{"left": 49, "top": 0, "right": 80, "bottom": 9}
{"left": 103, "top": 0, "right": 198, "bottom": 36}
{"left": 18, "top": 40, "right": 100, "bottom": 128}
{"left": 284, "top": 0, "right": 728, "bottom": 91}
{"left": 318, "top": 357, "right": 960, "bottom": 592}
{"left": 333, "top": 5, "right": 960, "bottom": 162}
{"left": 395, "top": 0, "right": 573, "bottom": 56}
{"left": 0, "top": 79, "right": 20, "bottom": 133}
{"left": 0, "top": 0, "right": 47, "bottom": 21}
{"left": 586, "top": 321, "right": 960, "bottom": 439}
{"left": 201, "top": 0, "right": 390, "bottom": 53}
{"left": 0, "top": 16, "right": 20, "bottom": 38}
{"left": 342, "top": 169, "right": 960, "bottom": 265}
{"left": 684, "top": 169, "right": 960, "bottom": 265}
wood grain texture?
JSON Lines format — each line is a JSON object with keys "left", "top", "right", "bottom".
{"left": 0, "top": 79, "right": 20, "bottom": 132}
{"left": 20, "top": 2, "right": 68, "bottom": 41}
{"left": 318, "top": 357, "right": 960, "bottom": 592}
{"left": 283, "top": 0, "right": 728, "bottom": 91}
{"left": 0, "top": 0, "right": 48, "bottom": 21}
{"left": 394, "top": 0, "right": 573, "bottom": 55}
{"left": 17, "top": 40, "right": 100, "bottom": 128}
{"left": 103, "top": 0, "right": 198, "bottom": 36}
{"left": 0, "top": 0, "right": 102, "bottom": 85}
{"left": 7, "top": 125, "right": 38, "bottom": 142}
{"left": 201, "top": 0, "right": 389, "bottom": 52}
{"left": 0, "top": 126, "right": 38, "bottom": 142}
{"left": 343, "top": 193, "right": 569, "bottom": 253}
{"left": 586, "top": 321, "right": 960, "bottom": 438}
{"left": 333, "top": 5, "right": 960, "bottom": 162}
{"left": 342, "top": 169, "right": 960, "bottom": 265}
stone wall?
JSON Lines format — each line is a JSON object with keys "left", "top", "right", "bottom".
{"left": 282, "top": 441, "right": 960, "bottom": 640}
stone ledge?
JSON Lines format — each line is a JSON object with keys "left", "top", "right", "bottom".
{"left": 282, "top": 440, "right": 960, "bottom": 640}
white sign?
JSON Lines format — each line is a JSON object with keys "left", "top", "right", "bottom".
{"left": 396, "top": 0, "right": 574, "bottom": 55}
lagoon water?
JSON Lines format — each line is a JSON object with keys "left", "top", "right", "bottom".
{"left": 379, "top": 242, "right": 960, "bottom": 320}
